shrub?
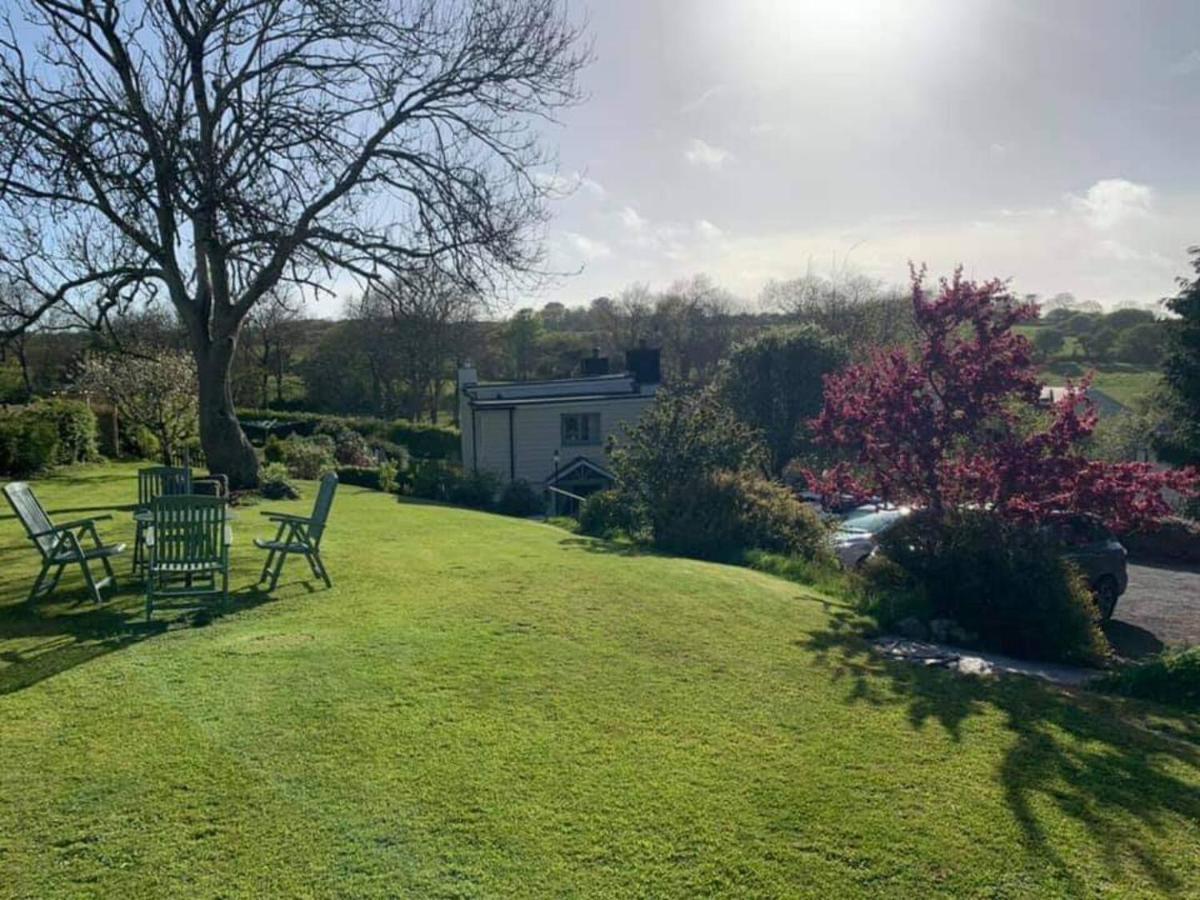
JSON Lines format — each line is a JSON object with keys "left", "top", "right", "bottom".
{"left": 655, "top": 470, "right": 831, "bottom": 563}
{"left": 870, "top": 511, "right": 1109, "bottom": 665}
{"left": 334, "top": 466, "right": 381, "bottom": 490}
{"left": 378, "top": 460, "right": 400, "bottom": 494}
{"left": 409, "top": 460, "right": 460, "bottom": 501}
{"left": 497, "top": 479, "right": 544, "bottom": 517}
{"left": 236, "top": 409, "right": 460, "bottom": 461}
{"left": 744, "top": 550, "right": 848, "bottom": 597}
{"left": 448, "top": 470, "right": 500, "bottom": 510}
{"left": 0, "top": 410, "right": 59, "bottom": 475}
{"left": 386, "top": 419, "right": 459, "bottom": 460}
{"left": 124, "top": 425, "right": 161, "bottom": 461}
{"left": 263, "top": 434, "right": 287, "bottom": 463}
{"left": 578, "top": 489, "right": 645, "bottom": 539}
{"left": 259, "top": 462, "right": 299, "bottom": 500}
{"left": 367, "top": 437, "right": 411, "bottom": 467}
{"left": 33, "top": 398, "right": 98, "bottom": 464}
{"left": 1093, "top": 647, "right": 1200, "bottom": 710}
{"left": 332, "top": 428, "right": 373, "bottom": 466}
{"left": 280, "top": 434, "right": 335, "bottom": 479}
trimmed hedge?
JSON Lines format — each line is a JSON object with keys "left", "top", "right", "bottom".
{"left": 0, "top": 399, "right": 98, "bottom": 475}
{"left": 237, "top": 408, "right": 459, "bottom": 460}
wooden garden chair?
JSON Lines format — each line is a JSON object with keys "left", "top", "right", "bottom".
{"left": 132, "top": 466, "right": 192, "bottom": 574}
{"left": 255, "top": 472, "right": 338, "bottom": 592}
{"left": 143, "top": 494, "right": 231, "bottom": 620}
{"left": 3, "top": 481, "right": 126, "bottom": 605}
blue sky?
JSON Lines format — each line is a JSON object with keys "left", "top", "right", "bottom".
{"left": 522, "top": 0, "right": 1199, "bottom": 310}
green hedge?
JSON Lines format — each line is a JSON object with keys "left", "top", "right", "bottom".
{"left": 237, "top": 408, "right": 459, "bottom": 460}
{"left": 0, "top": 399, "right": 98, "bottom": 475}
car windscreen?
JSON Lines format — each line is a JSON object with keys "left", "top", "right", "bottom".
{"left": 838, "top": 511, "right": 903, "bottom": 534}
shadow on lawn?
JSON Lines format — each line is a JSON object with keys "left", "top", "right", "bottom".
{"left": 0, "top": 582, "right": 279, "bottom": 696}
{"left": 802, "top": 612, "right": 1200, "bottom": 893}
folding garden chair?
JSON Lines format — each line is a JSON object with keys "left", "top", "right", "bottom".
{"left": 143, "top": 494, "right": 231, "bottom": 620}
{"left": 255, "top": 472, "right": 338, "bottom": 591}
{"left": 3, "top": 481, "right": 126, "bottom": 604}
{"left": 132, "top": 466, "right": 192, "bottom": 574}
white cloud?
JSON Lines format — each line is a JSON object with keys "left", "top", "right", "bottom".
{"left": 533, "top": 171, "right": 605, "bottom": 200}
{"left": 1067, "top": 178, "right": 1153, "bottom": 229}
{"left": 695, "top": 219, "right": 724, "bottom": 240}
{"left": 679, "top": 84, "right": 727, "bottom": 114}
{"left": 618, "top": 205, "right": 648, "bottom": 232}
{"left": 684, "top": 138, "right": 732, "bottom": 170}
{"left": 565, "top": 232, "right": 611, "bottom": 260}
{"left": 1171, "top": 49, "right": 1200, "bottom": 76}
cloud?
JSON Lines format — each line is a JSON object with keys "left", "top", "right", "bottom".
{"left": 565, "top": 232, "right": 611, "bottom": 260}
{"left": 684, "top": 138, "right": 732, "bottom": 170}
{"left": 679, "top": 85, "right": 727, "bottom": 114}
{"left": 695, "top": 219, "right": 724, "bottom": 240}
{"left": 1171, "top": 49, "right": 1200, "bottom": 76}
{"left": 1067, "top": 178, "right": 1153, "bottom": 229}
{"left": 618, "top": 206, "right": 648, "bottom": 232}
{"left": 533, "top": 171, "right": 605, "bottom": 200}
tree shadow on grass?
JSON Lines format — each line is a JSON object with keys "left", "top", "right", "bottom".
{"left": 0, "top": 581, "right": 279, "bottom": 696}
{"left": 557, "top": 536, "right": 655, "bottom": 558}
{"left": 802, "top": 612, "right": 1200, "bottom": 893}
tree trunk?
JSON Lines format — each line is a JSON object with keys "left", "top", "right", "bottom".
{"left": 196, "top": 339, "right": 259, "bottom": 489}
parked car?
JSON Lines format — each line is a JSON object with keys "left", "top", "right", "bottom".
{"left": 832, "top": 505, "right": 913, "bottom": 569}
{"left": 1044, "top": 513, "right": 1129, "bottom": 620}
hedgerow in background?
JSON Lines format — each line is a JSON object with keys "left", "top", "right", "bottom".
{"left": 713, "top": 324, "right": 847, "bottom": 473}
{"left": 79, "top": 348, "right": 199, "bottom": 466}
{"left": 808, "top": 266, "right": 1197, "bottom": 533}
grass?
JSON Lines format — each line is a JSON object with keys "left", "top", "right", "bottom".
{"left": 1, "top": 464, "right": 1199, "bottom": 896}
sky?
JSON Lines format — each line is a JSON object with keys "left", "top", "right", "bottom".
{"left": 520, "top": 0, "right": 1200, "bottom": 312}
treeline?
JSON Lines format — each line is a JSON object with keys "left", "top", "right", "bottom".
{"left": 0, "top": 270, "right": 1175, "bottom": 423}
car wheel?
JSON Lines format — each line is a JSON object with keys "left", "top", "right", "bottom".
{"left": 1093, "top": 576, "right": 1119, "bottom": 621}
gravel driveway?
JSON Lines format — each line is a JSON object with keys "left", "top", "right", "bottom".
{"left": 1105, "top": 562, "right": 1200, "bottom": 658}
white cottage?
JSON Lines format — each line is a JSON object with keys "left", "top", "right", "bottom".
{"left": 457, "top": 347, "right": 660, "bottom": 502}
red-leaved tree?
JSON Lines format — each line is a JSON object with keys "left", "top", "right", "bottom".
{"left": 808, "top": 266, "right": 1196, "bottom": 532}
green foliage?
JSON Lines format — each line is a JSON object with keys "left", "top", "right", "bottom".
{"left": 1093, "top": 647, "right": 1200, "bottom": 710}
{"left": 331, "top": 428, "right": 373, "bottom": 466}
{"left": 378, "top": 460, "right": 400, "bottom": 494}
{"left": 263, "top": 434, "right": 286, "bottom": 463}
{"left": 279, "top": 434, "right": 336, "bottom": 480}
{"left": 871, "top": 511, "right": 1109, "bottom": 665}
{"left": 609, "top": 387, "right": 768, "bottom": 546}
{"left": 259, "top": 462, "right": 299, "bottom": 500}
{"left": 1161, "top": 248, "right": 1200, "bottom": 463}
{"left": 578, "top": 489, "right": 645, "bottom": 539}
{"left": 713, "top": 324, "right": 847, "bottom": 472}
{"left": 0, "top": 409, "right": 59, "bottom": 475}
{"left": 496, "top": 479, "right": 544, "bottom": 517}
{"left": 31, "top": 398, "right": 98, "bottom": 464}
{"left": 409, "top": 459, "right": 460, "bottom": 501}
{"left": 237, "top": 408, "right": 459, "bottom": 460}
{"left": 123, "top": 425, "right": 161, "bottom": 461}
{"left": 1032, "top": 327, "right": 1065, "bottom": 359}
{"left": 448, "top": 470, "right": 500, "bottom": 510}
{"left": 654, "top": 469, "right": 831, "bottom": 562}
{"left": 1112, "top": 322, "right": 1167, "bottom": 366}
{"left": 366, "top": 437, "right": 411, "bottom": 467}
{"left": 743, "top": 549, "right": 848, "bottom": 597}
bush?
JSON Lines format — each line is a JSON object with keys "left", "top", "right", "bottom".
{"left": 448, "top": 470, "right": 500, "bottom": 510}
{"left": 497, "top": 479, "right": 544, "bottom": 517}
{"left": 124, "top": 425, "right": 161, "bottom": 461}
{"left": 237, "top": 408, "right": 460, "bottom": 460}
{"left": 280, "top": 434, "right": 335, "bottom": 479}
{"left": 578, "top": 489, "right": 644, "bottom": 539}
{"left": 33, "top": 398, "right": 98, "bottom": 464}
{"left": 367, "top": 437, "right": 411, "bottom": 467}
{"left": 0, "top": 410, "right": 59, "bottom": 475}
{"left": 1093, "top": 647, "right": 1200, "bottom": 710}
{"left": 263, "top": 434, "right": 287, "bottom": 463}
{"left": 386, "top": 420, "right": 460, "bottom": 460}
{"left": 654, "top": 470, "right": 831, "bottom": 563}
{"left": 335, "top": 466, "right": 382, "bottom": 490}
{"left": 259, "top": 462, "right": 299, "bottom": 500}
{"left": 378, "top": 460, "right": 400, "bottom": 494}
{"left": 870, "top": 511, "right": 1109, "bottom": 665}
{"left": 409, "top": 460, "right": 460, "bottom": 501}
{"left": 332, "top": 428, "right": 373, "bottom": 466}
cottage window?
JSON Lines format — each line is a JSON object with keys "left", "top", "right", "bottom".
{"left": 561, "top": 412, "right": 601, "bottom": 446}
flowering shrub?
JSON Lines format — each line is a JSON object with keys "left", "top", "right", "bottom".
{"left": 808, "top": 266, "right": 1197, "bottom": 532}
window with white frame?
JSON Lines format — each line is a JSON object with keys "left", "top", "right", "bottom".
{"left": 561, "top": 412, "right": 601, "bottom": 446}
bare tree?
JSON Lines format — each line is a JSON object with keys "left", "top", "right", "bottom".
{"left": 242, "top": 289, "right": 302, "bottom": 408}
{"left": 0, "top": 0, "right": 588, "bottom": 485}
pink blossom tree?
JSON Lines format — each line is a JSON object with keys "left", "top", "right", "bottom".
{"left": 808, "top": 266, "right": 1196, "bottom": 532}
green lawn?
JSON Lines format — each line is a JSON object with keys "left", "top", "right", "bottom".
{"left": 2, "top": 465, "right": 1199, "bottom": 897}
